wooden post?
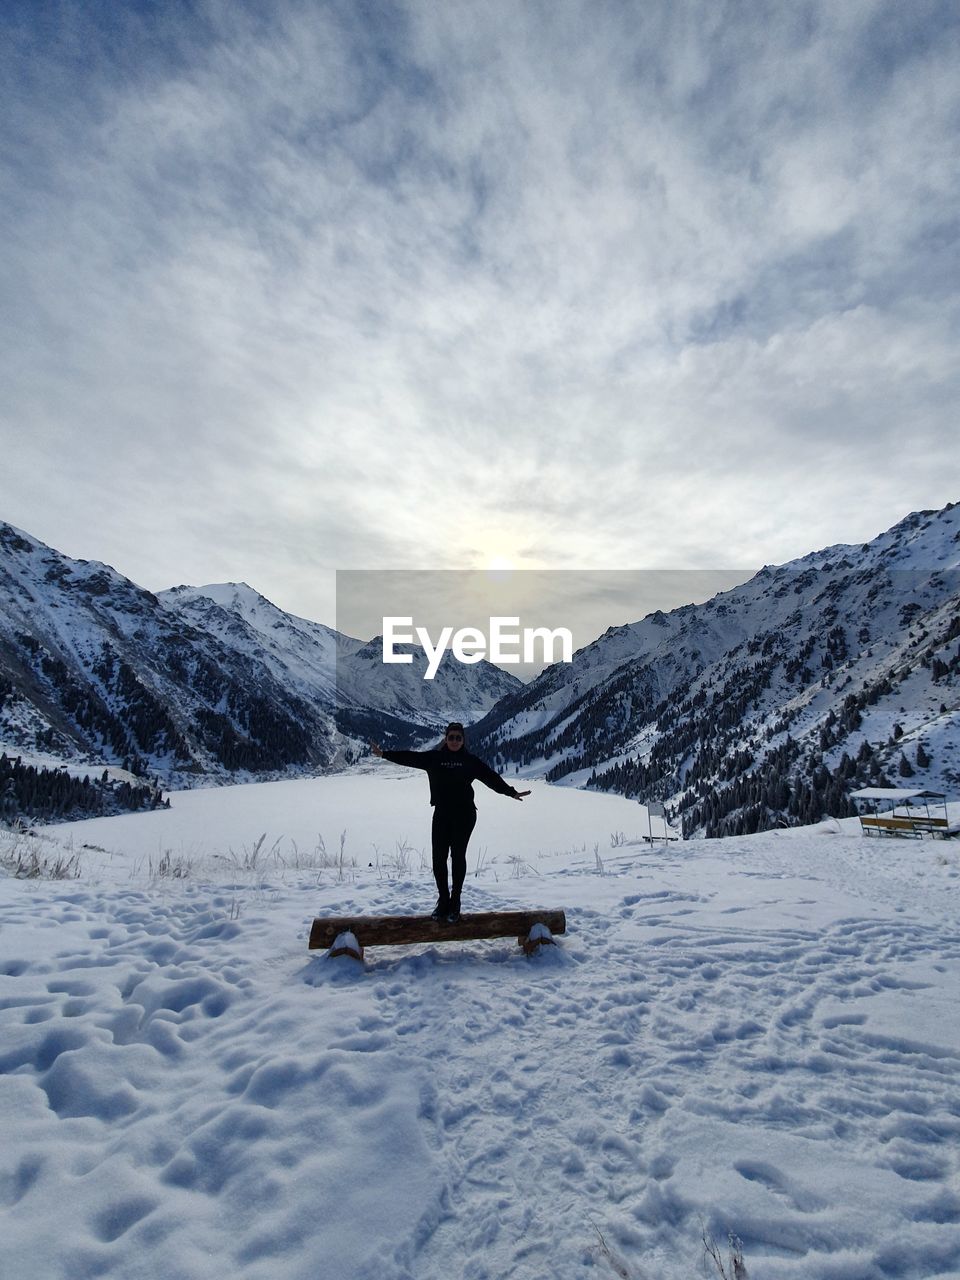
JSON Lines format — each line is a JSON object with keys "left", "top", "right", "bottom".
{"left": 328, "top": 931, "right": 363, "bottom": 961}
{"left": 519, "top": 922, "right": 556, "bottom": 955}
{"left": 309, "top": 909, "right": 566, "bottom": 953}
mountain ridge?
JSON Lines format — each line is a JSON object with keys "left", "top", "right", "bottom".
{"left": 0, "top": 524, "right": 518, "bottom": 791}
{"left": 471, "top": 502, "right": 960, "bottom": 835}
{"left": 2, "top": 505, "right": 958, "bottom": 835}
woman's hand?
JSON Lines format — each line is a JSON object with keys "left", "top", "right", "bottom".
{"left": 369, "top": 741, "right": 383, "bottom": 757}
{"left": 511, "top": 788, "right": 531, "bottom": 800}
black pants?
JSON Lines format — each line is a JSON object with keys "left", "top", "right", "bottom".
{"left": 431, "top": 805, "right": 477, "bottom": 904}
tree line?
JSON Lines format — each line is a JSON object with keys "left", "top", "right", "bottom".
{"left": 0, "top": 754, "right": 167, "bottom": 827}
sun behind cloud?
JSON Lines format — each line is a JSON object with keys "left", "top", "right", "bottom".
{"left": 486, "top": 555, "right": 515, "bottom": 573}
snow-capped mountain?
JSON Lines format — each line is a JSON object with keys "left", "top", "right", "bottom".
{"left": 161, "top": 584, "right": 520, "bottom": 735}
{"left": 0, "top": 527, "right": 519, "bottom": 787}
{"left": 160, "top": 583, "right": 347, "bottom": 707}
{"left": 472, "top": 503, "right": 960, "bottom": 836}
{"left": 3, "top": 504, "right": 957, "bottom": 830}
{"left": 0, "top": 525, "right": 338, "bottom": 783}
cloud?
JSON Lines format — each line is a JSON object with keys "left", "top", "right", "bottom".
{"left": 2, "top": 0, "right": 959, "bottom": 627}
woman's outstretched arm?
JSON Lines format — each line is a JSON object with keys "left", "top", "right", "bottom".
{"left": 369, "top": 741, "right": 434, "bottom": 770}
{"left": 471, "top": 757, "right": 531, "bottom": 800}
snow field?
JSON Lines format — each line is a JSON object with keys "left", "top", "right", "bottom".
{"left": 1, "top": 773, "right": 960, "bottom": 1278}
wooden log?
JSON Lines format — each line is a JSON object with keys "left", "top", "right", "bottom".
{"left": 309, "top": 909, "right": 566, "bottom": 952}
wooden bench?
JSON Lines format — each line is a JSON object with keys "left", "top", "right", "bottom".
{"left": 860, "top": 814, "right": 952, "bottom": 838}
{"left": 309, "top": 909, "right": 567, "bottom": 960}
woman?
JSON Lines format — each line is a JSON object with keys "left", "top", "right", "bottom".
{"left": 370, "top": 722, "right": 530, "bottom": 922}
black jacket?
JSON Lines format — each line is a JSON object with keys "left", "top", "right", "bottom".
{"left": 382, "top": 747, "right": 516, "bottom": 809}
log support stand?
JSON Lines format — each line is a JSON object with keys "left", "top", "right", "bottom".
{"left": 328, "top": 931, "right": 364, "bottom": 962}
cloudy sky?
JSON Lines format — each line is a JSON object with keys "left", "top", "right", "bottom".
{"left": 3, "top": 0, "right": 959, "bottom": 635}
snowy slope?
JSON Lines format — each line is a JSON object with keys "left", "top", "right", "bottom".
{"left": 474, "top": 502, "right": 960, "bottom": 835}
{"left": 160, "top": 583, "right": 347, "bottom": 705}
{"left": 0, "top": 528, "right": 520, "bottom": 790}
{"left": 0, "top": 524, "right": 337, "bottom": 783}
{"left": 2, "top": 772, "right": 959, "bottom": 1279}
{"left": 162, "top": 584, "right": 521, "bottom": 740}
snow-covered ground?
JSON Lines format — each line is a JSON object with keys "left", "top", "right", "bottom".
{"left": 2, "top": 769, "right": 960, "bottom": 1279}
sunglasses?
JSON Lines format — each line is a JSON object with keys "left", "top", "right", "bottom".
{"left": 446, "top": 733, "right": 464, "bottom": 741}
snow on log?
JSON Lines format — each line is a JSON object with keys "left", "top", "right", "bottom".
{"left": 521, "top": 921, "right": 555, "bottom": 955}
{"left": 328, "top": 931, "right": 363, "bottom": 961}
{"left": 309, "top": 909, "right": 566, "bottom": 953}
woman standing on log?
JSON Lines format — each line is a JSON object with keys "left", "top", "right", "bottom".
{"left": 370, "top": 722, "right": 530, "bottom": 923}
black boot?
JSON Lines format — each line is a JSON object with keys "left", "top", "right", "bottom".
{"left": 447, "top": 896, "right": 461, "bottom": 924}
{"left": 431, "top": 895, "right": 450, "bottom": 922}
